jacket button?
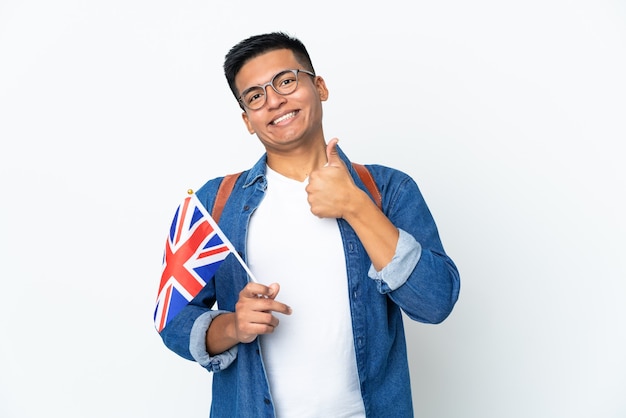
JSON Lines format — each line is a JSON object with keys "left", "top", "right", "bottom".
{"left": 244, "top": 205, "right": 250, "bottom": 211}
{"left": 264, "top": 398, "right": 271, "bottom": 405}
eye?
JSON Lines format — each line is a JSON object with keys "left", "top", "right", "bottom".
{"left": 274, "top": 71, "right": 297, "bottom": 91}
{"left": 244, "top": 88, "right": 264, "bottom": 104}
{"left": 280, "top": 76, "right": 296, "bottom": 86}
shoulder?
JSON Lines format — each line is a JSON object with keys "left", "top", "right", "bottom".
{"left": 361, "top": 163, "right": 416, "bottom": 189}
{"left": 196, "top": 175, "right": 225, "bottom": 199}
{"left": 360, "top": 163, "right": 427, "bottom": 215}
{"left": 340, "top": 147, "right": 414, "bottom": 190}
{"left": 194, "top": 172, "right": 246, "bottom": 214}
{"left": 194, "top": 153, "right": 268, "bottom": 212}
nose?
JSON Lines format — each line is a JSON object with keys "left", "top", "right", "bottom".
{"left": 264, "top": 84, "right": 286, "bottom": 109}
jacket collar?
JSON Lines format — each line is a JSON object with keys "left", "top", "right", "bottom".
{"left": 242, "top": 145, "right": 353, "bottom": 188}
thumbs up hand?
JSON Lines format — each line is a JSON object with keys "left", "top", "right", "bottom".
{"left": 306, "top": 138, "right": 359, "bottom": 218}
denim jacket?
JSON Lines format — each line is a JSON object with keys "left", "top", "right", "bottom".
{"left": 159, "top": 146, "right": 460, "bottom": 418}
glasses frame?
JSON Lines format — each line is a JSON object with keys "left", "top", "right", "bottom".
{"left": 237, "top": 69, "right": 316, "bottom": 110}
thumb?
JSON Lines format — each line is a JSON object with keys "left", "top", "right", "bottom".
{"left": 325, "top": 138, "right": 341, "bottom": 166}
{"left": 268, "top": 283, "right": 280, "bottom": 299}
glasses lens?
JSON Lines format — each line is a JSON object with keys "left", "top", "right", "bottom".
{"left": 241, "top": 86, "right": 265, "bottom": 110}
{"left": 272, "top": 70, "right": 299, "bottom": 95}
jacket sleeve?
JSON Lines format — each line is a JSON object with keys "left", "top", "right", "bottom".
{"left": 367, "top": 167, "right": 460, "bottom": 324}
{"left": 158, "top": 275, "right": 238, "bottom": 372}
{"left": 156, "top": 178, "right": 239, "bottom": 372}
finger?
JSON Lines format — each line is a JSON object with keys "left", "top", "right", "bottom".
{"left": 239, "top": 283, "right": 292, "bottom": 314}
{"left": 247, "top": 315, "right": 281, "bottom": 336}
{"left": 325, "top": 138, "right": 341, "bottom": 167}
{"left": 242, "top": 298, "right": 292, "bottom": 318}
{"left": 248, "top": 311, "right": 280, "bottom": 327}
{"left": 235, "top": 312, "right": 280, "bottom": 343}
{"left": 241, "top": 282, "right": 277, "bottom": 299}
{"left": 262, "top": 291, "right": 293, "bottom": 315}
{"left": 270, "top": 300, "right": 292, "bottom": 315}
{"left": 256, "top": 292, "right": 292, "bottom": 315}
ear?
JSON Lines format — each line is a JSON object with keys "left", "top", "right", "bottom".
{"left": 241, "top": 111, "right": 255, "bottom": 134}
{"left": 314, "top": 76, "right": 329, "bottom": 101}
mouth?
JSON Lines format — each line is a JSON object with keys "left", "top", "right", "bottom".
{"left": 270, "top": 111, "right": 298, "bottom": 125}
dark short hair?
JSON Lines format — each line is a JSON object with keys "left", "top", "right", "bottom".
{"left": 223, "top": 32, "right": 316, "bottom": 101}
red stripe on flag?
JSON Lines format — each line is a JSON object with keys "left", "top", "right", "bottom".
{"left": 198, "top": 246, "right": 230, "bottom": 259}
{"left": 159, "top": 220, "right": 214, "bottom": 297}
{"left": 158, "top": 285, "right": 173, "bottom": 332}
{"left": 174, "top": 197, "right": 191, "bottom": 245}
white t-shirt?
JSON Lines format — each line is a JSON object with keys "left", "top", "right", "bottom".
{"left": 246, "top": 166, "right": 366, "bottom": 418}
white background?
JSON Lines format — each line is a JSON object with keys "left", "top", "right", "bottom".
{"left": 1, "top": 1, "right": 625, "bottom": 417}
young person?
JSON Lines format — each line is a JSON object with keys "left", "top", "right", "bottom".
{"left": 157, "top": 32, "right": 460, "bottom": 418}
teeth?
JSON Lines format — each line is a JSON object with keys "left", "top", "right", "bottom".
{"left": 272, "top": 111, "right": 296, "bottom": 125}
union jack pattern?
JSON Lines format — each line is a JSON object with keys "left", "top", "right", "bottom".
{"left": 154, "top": 194, "right": 233, "bottom": 332}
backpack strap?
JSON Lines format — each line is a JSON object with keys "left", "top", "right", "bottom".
{"left": 352, "top": 163, "right": 382, "bottom": 210}
{"left": 210, "top": 162, "right": 382, "bottom": 223}
{"left": 212, "top": 172, "right": 242, "bottom": 223}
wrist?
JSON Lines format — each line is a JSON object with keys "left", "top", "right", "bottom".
{"left": 207, "top": 312, "right": 238, "bottom": 355}
{"left": 343, "top": 188, "right": 375, "bottom": 221}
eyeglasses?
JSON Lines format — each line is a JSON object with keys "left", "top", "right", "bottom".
{"left": 238, "top": 69, "right": 316, "bottom": 110}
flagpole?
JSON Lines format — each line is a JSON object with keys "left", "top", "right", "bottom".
{"left": 190, "top": 190, "right": 260, "bottom": 284}
{"left": 229, "top": 250, "right": 259, "bottom": 283}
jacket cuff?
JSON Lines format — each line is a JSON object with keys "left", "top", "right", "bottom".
{"left": 190, "top": 310, "right": 238, "bottom": 372}
{"left": 368, "top": 229, "right": 422, "bottom": 293}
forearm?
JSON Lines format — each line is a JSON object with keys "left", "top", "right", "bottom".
{"left": 343, "top": 189, "right": 399, "bottom": 271}
{"left": 359, "top": 170, "right": 459, "bottom": 323}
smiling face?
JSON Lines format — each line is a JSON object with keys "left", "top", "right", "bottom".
{"left": 236, "top": 49, "right": 329, "bottom": 155}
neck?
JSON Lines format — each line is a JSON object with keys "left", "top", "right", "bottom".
{"left": 266, "top": 139, "right": 327, "bottom": 181}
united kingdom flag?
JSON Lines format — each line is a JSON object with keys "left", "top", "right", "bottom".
{"left": 154, "top": 193, "right": 234, "bottom": 333}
